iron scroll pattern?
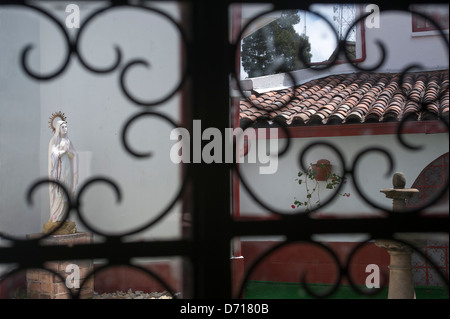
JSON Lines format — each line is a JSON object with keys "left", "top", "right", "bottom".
{"left": 0, "top": 1, "right": 191, "bottom": 299}
{"left": 231, "top": 3, "right": 449, "bottom": 298}
{"left": 0, "top": 1, "right": 448, "bottom": 299}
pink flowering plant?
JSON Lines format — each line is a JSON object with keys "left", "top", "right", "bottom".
{"left": 292, "top": 163, "right": 350, "bottom": 212}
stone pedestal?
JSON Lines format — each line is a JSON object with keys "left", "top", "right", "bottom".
{"left": 43, "top": 221, "right": 76, "bottom": 235}
{"left": 26, "top": 232, "right": 94, "bottom": 299}
{"left": 375, "top": 172, "right": 419, "bottom": 299}
{"left": 374, "top": 240, "right": 415, "bottom": 299}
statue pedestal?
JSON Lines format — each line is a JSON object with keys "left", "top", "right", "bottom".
{"left": 375, "top": 239, "right": 415, "bottom": 299}
{"left": 43, "top": 221, "right": 77, "bottom": 235}
{"left": 26, "top": 232, "right": 94, "bottom": 299}
{"left": 376, "top": 172, "right": 420, "bottom": 299}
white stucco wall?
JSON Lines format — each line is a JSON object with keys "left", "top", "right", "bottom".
{"left": 360, "top": 7, "right": 449, "bottom": 73}
{"left": 0, "top": 7, "right": 42, "bottom": 239}
{"left": 239, "top": 131, "right": 448, "bottom": 218}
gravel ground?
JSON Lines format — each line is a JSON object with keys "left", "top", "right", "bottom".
{"left": 92, "top": 289, "right": 178, "bottom": 299}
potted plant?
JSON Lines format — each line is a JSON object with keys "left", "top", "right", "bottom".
{"left": 311, "top": 159, "right": 332, "bottom": 181}
{"left": 292, "top": 160, "right": 350, "bottom": 212}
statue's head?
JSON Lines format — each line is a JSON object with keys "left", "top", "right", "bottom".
{"left": 59, "top": 121, "right": 68, "bottom": 136}
{"left": 54, "top": 120, "right": 68, "bottom": 137}
{"left": 48, "top": 111, "right": 67, "bottom": 135}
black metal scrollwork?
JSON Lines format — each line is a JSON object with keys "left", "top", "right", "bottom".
{"left": 0, "top": 1, "right": 187, "bottom": 298}
{"left": 231, "top": 4, "right": 449, "bottom": 298}
{"left": 0, "top": 1, "right": 448, "bottom": 300}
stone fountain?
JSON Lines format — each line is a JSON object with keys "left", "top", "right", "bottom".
{"left": 375, "top": 172, "right": 420, "bottom": 299}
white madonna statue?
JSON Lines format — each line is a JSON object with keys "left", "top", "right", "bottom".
{"left": 45, "top": 113, "right": 78, "bottom": 234}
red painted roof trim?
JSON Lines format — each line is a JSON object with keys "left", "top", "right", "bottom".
{"left": 249, "top": 121, "right": 448, "bottom": 139}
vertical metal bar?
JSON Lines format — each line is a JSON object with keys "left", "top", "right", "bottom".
{"left": 231, "top": 3, "right": 242, "bottom": 258}
{"left": 190, "top": 0, "right": 232, "bottom": 298}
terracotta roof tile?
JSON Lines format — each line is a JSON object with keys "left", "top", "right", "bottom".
{"left": 240, "top": 70, "right": 449, "bottom": 127}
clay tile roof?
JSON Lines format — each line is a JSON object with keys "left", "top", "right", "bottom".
{"left": 239, "top": 70, "right": 449, "bottom": 127}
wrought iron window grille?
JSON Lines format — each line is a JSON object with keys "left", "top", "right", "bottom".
{"left": 0, "top": 0, "right": 448, "bottom": 307}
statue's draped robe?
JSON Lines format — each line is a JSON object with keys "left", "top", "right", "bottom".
{"left": 48, "top": 121, "right": 77, "bottom": 222}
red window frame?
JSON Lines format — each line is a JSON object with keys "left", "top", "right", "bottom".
{"left": 411, "top": 5, "right": 449, "bottom": 32}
